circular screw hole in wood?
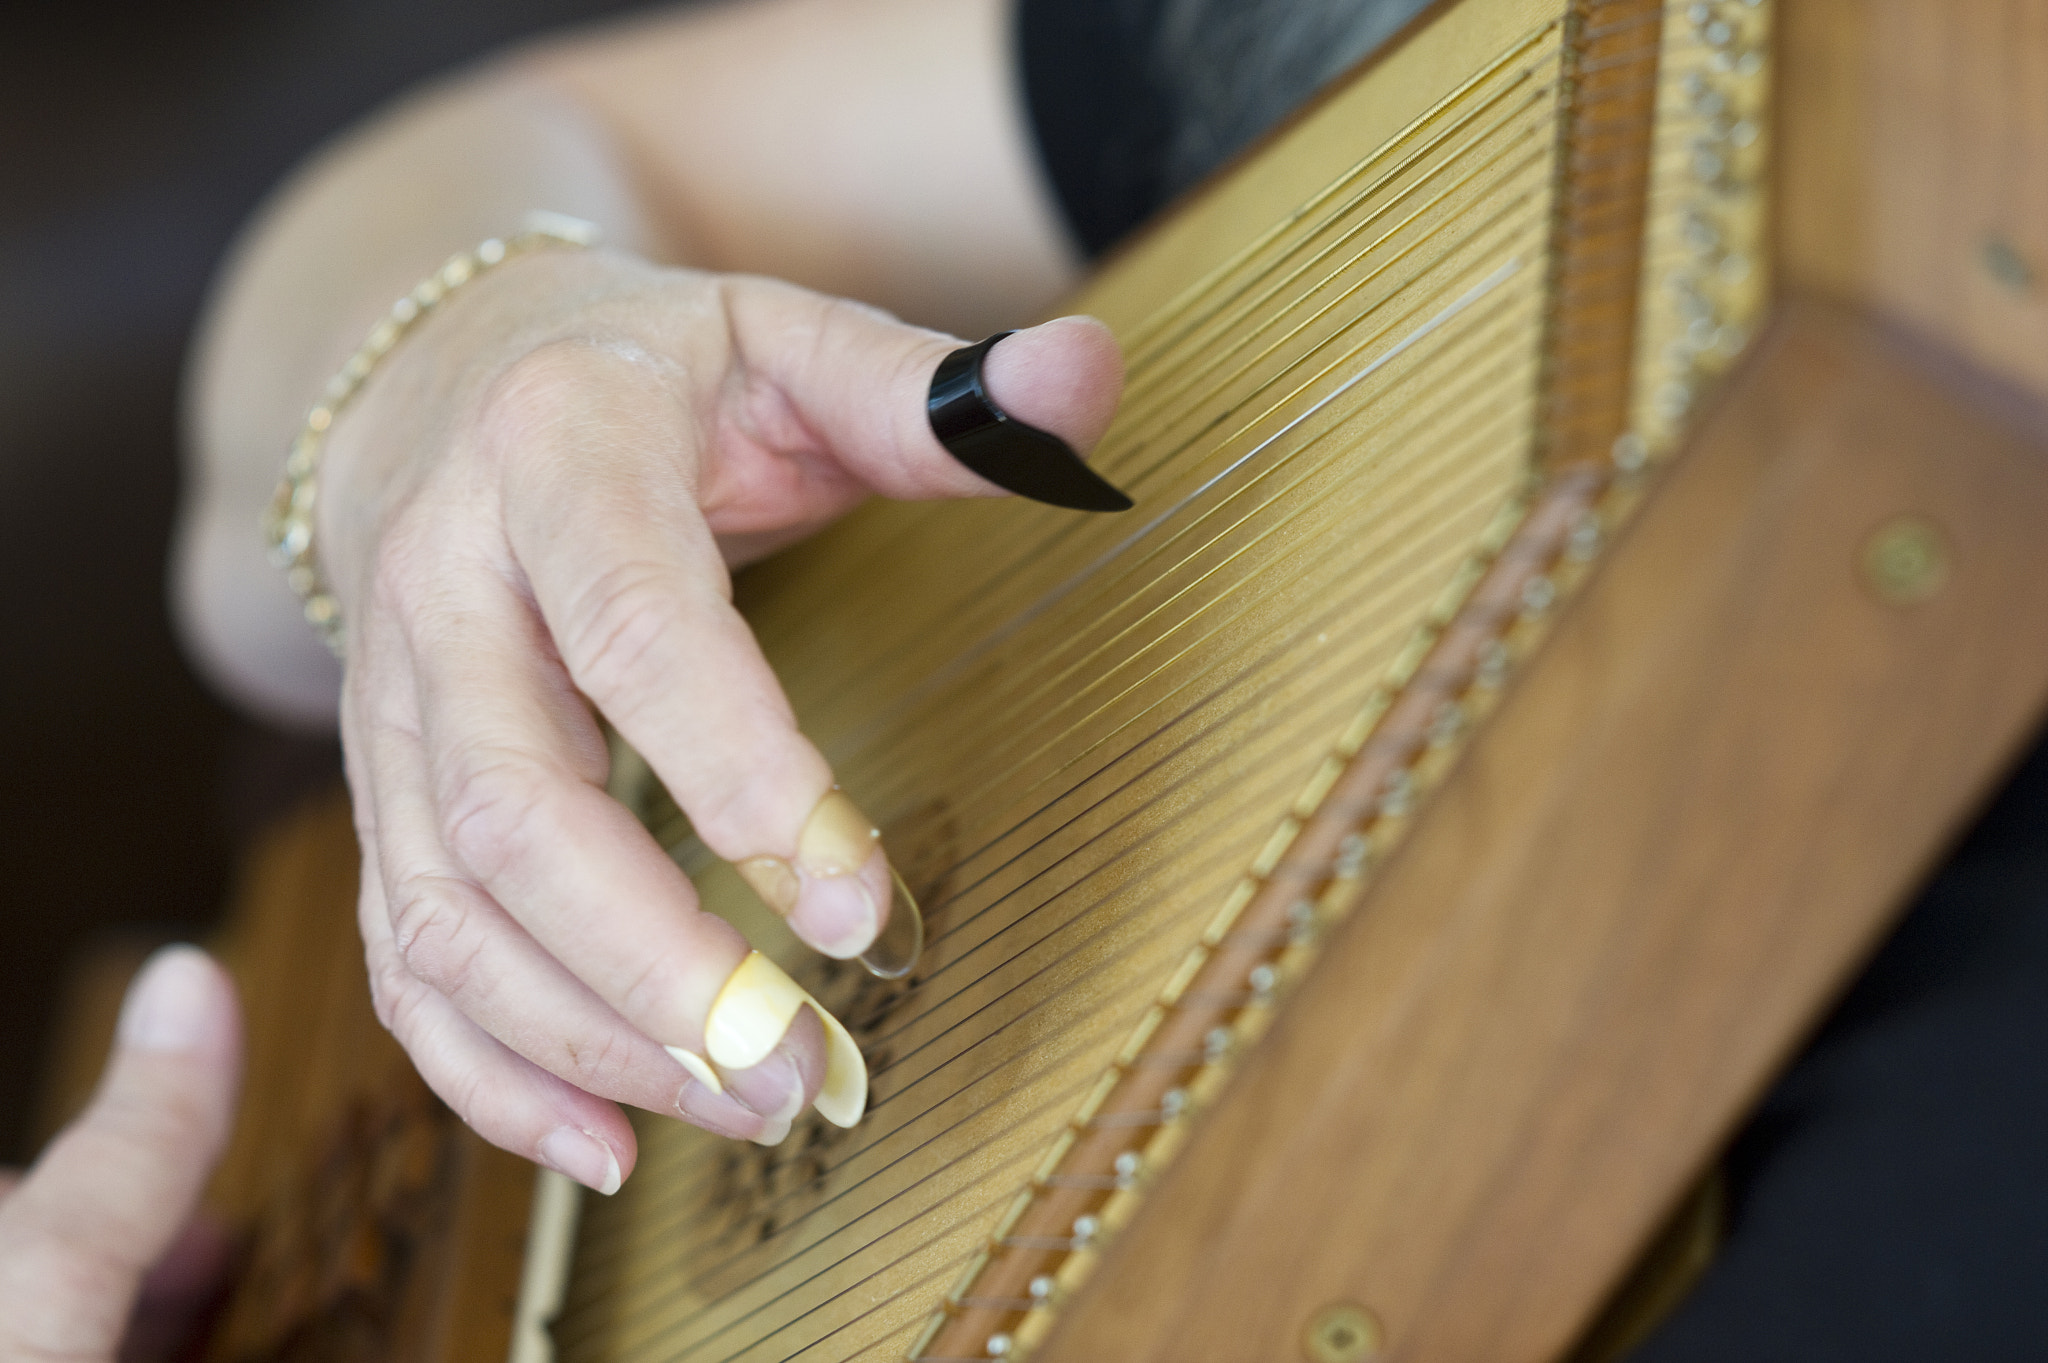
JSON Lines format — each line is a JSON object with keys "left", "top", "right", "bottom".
{"left": 1303, "top": 1302, "right": 1383, "bottom": 1363}
{"left": 1861, "top": 515, "right": 1950, "bottom": 606}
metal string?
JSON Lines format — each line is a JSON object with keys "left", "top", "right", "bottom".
{"left": 739, "top": 54, "right": 1567, "bottom": 698}
{"left": 565, "top": 381, "right": 1534, "bottom": 1304}
{"left": 558, "top": 9, "right": 1703, "bottom": 1351}
{"left": 561, "top": 392, "right": 1540, "bottom": 1350}
{"left": 808, "top": 188, "right": 1552, "bottom": 780}
{"left": 561, "top": 257, "right": 1548, "bottom": 1358}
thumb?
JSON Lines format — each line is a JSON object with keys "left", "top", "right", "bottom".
{"left": 740, "top": 291, "right": 1126, "bottom": 502}
{"left": 0, "top": 946, "right": 242, "bottom": 1361}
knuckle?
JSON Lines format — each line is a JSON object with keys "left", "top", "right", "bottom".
{"left": 440, "top": 752, "right": 555, "bottom": 883}
{"left": 385, "top": 874, "right": 490, "bottom": 1002}
{"left": 558, "top": 560, "right": 695, "bottom": 712}
{"left": 476, "top": 340, "right": 611, "bottom": 454}
{"left": 364, "top": 939, "right": 428, "bottom": 1041}
{"left": 614, "top": 951, "right": 693, "bottom": 1036}
{"left": 359, "top": 969, "right": 503, "bottom": 1150}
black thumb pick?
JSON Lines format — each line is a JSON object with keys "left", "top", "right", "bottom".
{"left": 927, "top": 332, "right": 1132, "bottom": 512}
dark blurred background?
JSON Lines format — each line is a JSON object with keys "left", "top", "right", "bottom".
{"left": 0, "top": 0, "right": 654, "bottom": 1164}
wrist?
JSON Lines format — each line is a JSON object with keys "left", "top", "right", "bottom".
{"left": 265, "top": 212, "right": 602, "bottom": 656}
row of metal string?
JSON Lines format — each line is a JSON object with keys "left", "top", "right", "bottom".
{"left": 548, "top": 90, "right": 1564, "bottom": 1350}
{"left": 868, "top": 15, "right": 1714, "bottom": 1362}
{"left": 744, "top": 36, "right": 1570, "bottom": 752}
{"left": 845, "top": 2, "right": 1722, "bottom": 843}
{"left": 566, "top": 316, "right": 1551, "bottom": 1336}
{"left": 563, "top": 299, "right": 1555, "bottom": 1363}
{"left": 552, "top": 10, "right": 1753, "bottom": 1350}
{"left": 561, "top": 331, "right": 1548, "bottom": 1363}
{"left": 794, "top": 86, "right": 1569, "bottom": 849}
{"left": 560, "top": 294, "right": 1554, "bottom": 1354}
{"left": 854, "top": 249, "right": 1547, "bottom": 849}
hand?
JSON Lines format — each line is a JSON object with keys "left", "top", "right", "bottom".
{"left": 0, "top": 947, "right": 242, "bottom": 1363}
{"left": 318, "top": 246, "right": 1122, "bottom": 1188}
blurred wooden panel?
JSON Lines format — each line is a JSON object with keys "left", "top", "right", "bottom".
{"left": 1778, "top": 0, "right": 2048, "bottom": 400}
{"left": 200, "top": 790, "right": 533, "bottom": 1363}
{"left": 1040, "top": 297, "right": 2048, "bottom": 1363}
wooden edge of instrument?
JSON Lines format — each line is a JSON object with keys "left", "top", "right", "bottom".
{"left": 922, "top": 6, "right": 1669, "bottom": 1356}
{"left": 153, "top": 787, "right": 534, "bottom": 1363}
{"left": 1030, "top": 293, "right": 2048, "bottom": 1363}
{"left": 915, "top": 465, "right": 1613, "bottom": 1363}
{"left": 1535, "top": 0, "right": 1663, "bottom": 475}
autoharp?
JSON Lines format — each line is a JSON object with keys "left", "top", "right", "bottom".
{"left": 168, "top": 0, "right": 2048, "bottom": 1359}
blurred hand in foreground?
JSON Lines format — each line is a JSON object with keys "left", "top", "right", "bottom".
{"left": 0, "top": 946, "right": 242, "bottom": 1362}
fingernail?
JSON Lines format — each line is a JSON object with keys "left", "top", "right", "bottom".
{"left": 720, "top": 1042, "right": 808, "bottom": 1126}
{"left": 117, "top": 945, "right": 217, "bottom": 1053}
{"left": 539, "top": 1126, "right": 622, "bottom": 1196}
{"left": 738, "top": 790, "right": 900, "bottom": 963}
{"left": 703, "top": 951, "right": 868, "bottom": 1128}
{"left": 790, "top": 873, "right": 878, "bottom": 959}
{"left": 664, "top": 1045, "right": 724, "bottom": 1094}
{"left": 675, "top": 1077, "right": 770, "bottom": 1142}
{"left": 858, "top": 869, "right": 924, "bottom": 980}
{"left": 752, "top": 1115, "right": 794, "bottom": 1148}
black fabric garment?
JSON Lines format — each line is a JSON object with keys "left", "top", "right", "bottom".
{"left": 1016, "top": 0, "right": 1178, "bottom": 256}
{"left": 1018, "top": 0, "right": 1433, "bottom": 255}
{"left": 1015, "top": 3, "right": 2048, "bottom": 1357}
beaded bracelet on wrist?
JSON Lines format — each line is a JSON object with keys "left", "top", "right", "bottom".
{"left": 262, "top": 210, "right": 601, "bottom": 657}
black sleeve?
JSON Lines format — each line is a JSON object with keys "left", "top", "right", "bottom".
{"left": 1015, "top": 0, "right": 1178, "bottom": 258}
{"left": 1014, "top": 0, "right": 1436, "bottom": 257}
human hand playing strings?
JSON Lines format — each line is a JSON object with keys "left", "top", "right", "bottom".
{"left": 313, "top": 252, "right": 1120, "bottom": 1186}
{"left": 178, "top": 0, "right": 1118, "bottom": 1193}
{"left": 0, "top": 947, "right": 241, "bottom": 1362}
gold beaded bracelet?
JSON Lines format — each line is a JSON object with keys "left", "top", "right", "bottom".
{"left": 262, "top": 210, "right": 601, "bottom": 656}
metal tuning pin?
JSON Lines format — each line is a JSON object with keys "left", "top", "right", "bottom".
{"left": 928, "top": 332, "right": 1133, "bottom": 513}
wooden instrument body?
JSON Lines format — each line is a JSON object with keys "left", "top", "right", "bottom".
{"left": 77, "top": 1, "right": 2041, "bottom": 1359}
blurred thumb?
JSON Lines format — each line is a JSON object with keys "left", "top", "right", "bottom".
{"left": 0, "top": 945, "right": 242, "bottom": 1360}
